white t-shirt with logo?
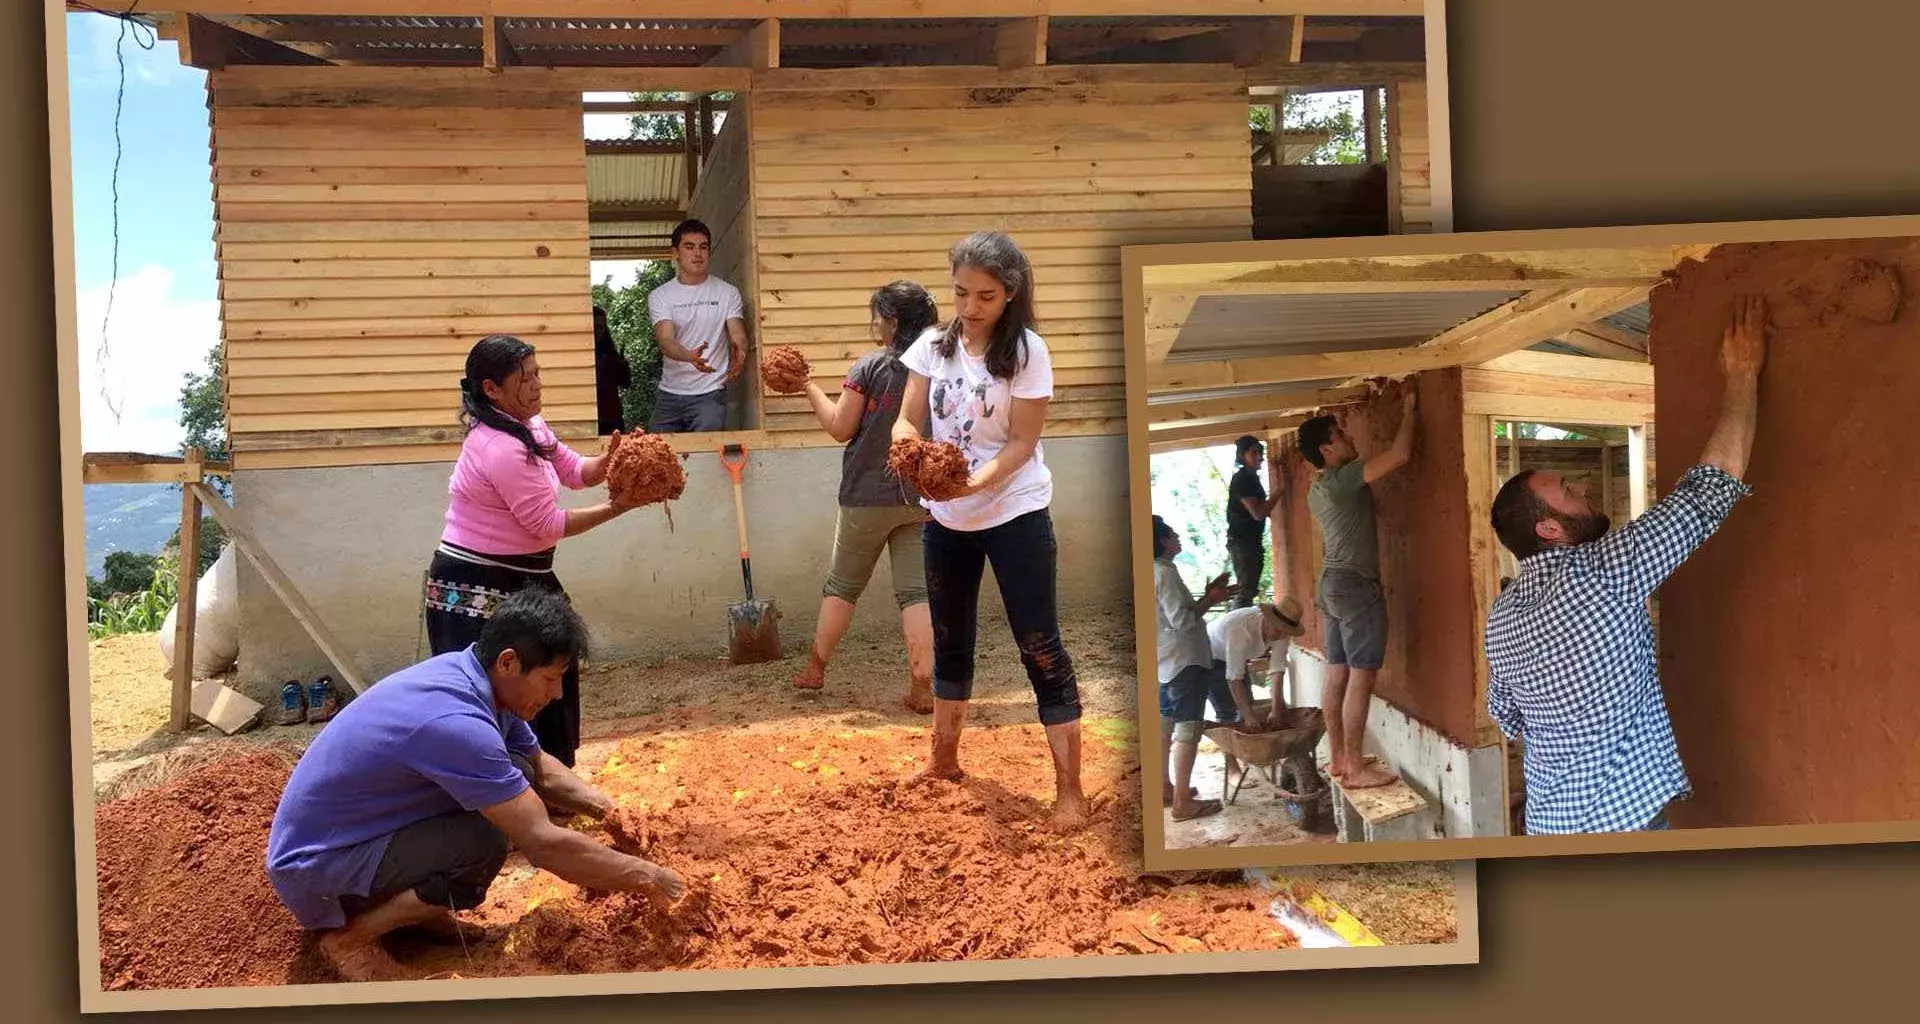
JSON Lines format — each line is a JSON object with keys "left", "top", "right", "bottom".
{"left": 899, "top": 325, "right": 1054, "bottom": 533}
{"left": 646, "top": 275, "right": 744, "bottom": 396}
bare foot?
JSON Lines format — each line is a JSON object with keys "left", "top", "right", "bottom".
{"left": 902, "top": 677, "right": 934, "bottom": 714}
{"left": 1049, "top": 794, "right": 1092, "bottom": 832}
{"left": 907, "top": 762, "right": 965, "bottom": 785}
{"left": 792, "top": 650, "right": 827, "bottom": 691}
{"left": 407, "top": 912, "right": 492, "bottom": 945}
{"left": 318, "top": 931, "right": 408, "bottom": 983}
{"left": 1344, "top": 759, "right": 1399, "bottom": 790}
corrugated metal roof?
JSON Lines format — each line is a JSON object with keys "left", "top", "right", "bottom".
{"left": 1166, "top": 290, "right": 1525, "bottom": 362}
{"left": 1602, "top": 300, "right": 1652, "bottom": 336}
{"left": 587, "top": 151, "right": 684, "bottom": 207}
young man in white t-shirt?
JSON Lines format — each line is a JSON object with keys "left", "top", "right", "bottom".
{"left": 645, "top": 219, "right": 749, "bottom": 433}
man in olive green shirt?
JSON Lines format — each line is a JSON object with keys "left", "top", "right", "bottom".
{"left": 1297, "top": 387, "right": 1417, "bottom": 790}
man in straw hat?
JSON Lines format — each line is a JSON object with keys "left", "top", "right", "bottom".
{"left": 1208, "top": 596, "right": 1308, "bottom": 730}
{"left": 1486, "top": 297, "right": 1767, "bottom": 835}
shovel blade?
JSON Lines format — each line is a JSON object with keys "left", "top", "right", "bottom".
{"left": 727, "top": 598, "right": 782, "bottom": 665}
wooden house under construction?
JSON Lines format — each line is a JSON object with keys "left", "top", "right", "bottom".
{"left": 75, "top": 2, "right": 1439, "bottom": 702}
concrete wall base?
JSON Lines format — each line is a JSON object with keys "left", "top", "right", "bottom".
{"left": 1282, "top": 646, "right": 1506, "bottom": 839}
{"left": 228, "top": 436, "right": 1130, "bottom": 705}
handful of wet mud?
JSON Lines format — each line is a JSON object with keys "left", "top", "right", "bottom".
{"left": 760, "top": 346, "right": 812, "bottom": 394}
{"left": 886, "top": 436, "right": 971, "bottom": 501}
{"left": 605, "top": 431, "right": 686, "bottom": 508}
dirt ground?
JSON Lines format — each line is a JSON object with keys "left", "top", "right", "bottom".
{"left": 86, "top": 611, "right": 1459, "bottom": 990}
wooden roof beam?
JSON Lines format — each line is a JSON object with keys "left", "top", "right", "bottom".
{"left": 167, "top": 14, "right": 337, "bottom": 68}
{"left": 482, "top": 14, "right": 513, "bottom": 72}
{"left": 1148, "top": 385, "right": 1370, "bottom": 427}
{"left": 1148, "top": 336, "right": 1438, "bottom": 393}
{"left": 1418, "top": 285, "right": 1652, "bottom": 367}
{"left": 1148, "top": 414, "right": 1309, "bottom": 451}
{"left": 1140, "top": 246, "right": 1689, "bottom": 296}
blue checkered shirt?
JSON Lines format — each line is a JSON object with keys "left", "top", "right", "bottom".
{"left": 1485, "top": 464, "right": 1753, "bottom": 834}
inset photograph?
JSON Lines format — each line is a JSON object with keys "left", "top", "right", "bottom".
{"left": 1126, "top": 216, "right": 1920, "bottom": 867}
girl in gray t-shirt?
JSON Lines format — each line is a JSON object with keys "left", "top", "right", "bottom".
{"left": 790, "top": 281, "right": 940, "bottom": 715}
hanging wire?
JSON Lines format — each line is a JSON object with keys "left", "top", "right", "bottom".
{"left": 76, "top": 2, "right": 156, "bottom": 422}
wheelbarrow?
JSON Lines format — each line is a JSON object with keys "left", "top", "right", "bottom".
{"left": 1202, "top": 703, "right": 1328, "bottom": 812}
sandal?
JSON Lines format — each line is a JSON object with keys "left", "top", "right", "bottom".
{"left": 1170, "top": 798, "right": 1224, "bottom": 822}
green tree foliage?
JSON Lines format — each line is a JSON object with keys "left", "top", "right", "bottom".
{"left": 87, "top": 549, "right": 178, "bottom": 640}
{"left": 1249, "top": 89, "right": 1380, "bottom": 166}
{"left": 1148, "top": 445, "right": 1274, "bottom": 620}
{"left": 623, "top": 90, "right": 737, "bottom": 141}
{"left": 166, "top": 515, "right": 227, "bottom": 579}
{"left": 592, "top": 260, "right": 679, "bottom": 432}
{"left": 177, "top": 342, "right": 233, "bottom": 500}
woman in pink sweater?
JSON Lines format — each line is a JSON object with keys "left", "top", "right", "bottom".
{"left": 423, "top": 334, "right": 642, "bottom": 767}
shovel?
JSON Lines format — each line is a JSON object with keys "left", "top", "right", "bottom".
{"left": 721, "top": 444, "right": 782, "bottom": 664}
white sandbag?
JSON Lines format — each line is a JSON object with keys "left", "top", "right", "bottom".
{"left": 157, "top": 544, "right": 241, "bottom": 680}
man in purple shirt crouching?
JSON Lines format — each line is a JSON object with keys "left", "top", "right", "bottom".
{"left": 266, "top": 588, "right": 683, "bottom": 983}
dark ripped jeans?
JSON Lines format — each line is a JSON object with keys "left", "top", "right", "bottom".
{"left": 922, "top": 509, "right": 1083, "bottom": 726}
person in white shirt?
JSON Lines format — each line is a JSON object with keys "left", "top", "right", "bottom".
{"left": 1151, "top": 515, "right": 1232, "bottom": 822}
{"left": 891, "top": 230, "right": 1090, "bottom": 831}
{"left": 645, "top": 219, "right": 749, "bottom": 433}
{"left": 1207, "top": 598, "right": 1306, "bottom": 729}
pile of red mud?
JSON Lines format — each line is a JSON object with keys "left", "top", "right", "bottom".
{"left": 1232, "top": 708, "right": 1324, "bottom": 736}
{"left": 606, "top": 431, "right": 686, "bottom": 508}
{"left": 760, "top": 346, "right": 812, "bottom": 394}
{"left": 887, "top": 437, "right": 971, "bottom": 501}
{"left": 94, "top": 750, "right": 308, "bottom": 990}
{"left": 93, "top": 724, "right": 1316, "bottom": 988}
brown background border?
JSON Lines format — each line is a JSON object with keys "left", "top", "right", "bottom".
{"left": 9, "top": 0, "right": 1919, "bottom": 1020}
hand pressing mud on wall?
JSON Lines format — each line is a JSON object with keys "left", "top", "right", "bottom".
{"left": 606, "top": 431, "right": 687, "bottom": 518}
{"left": 760, "top": 346, "right": 812, "bottom": 395}
{"left": 887, "top": 436, "right": 971, "bottom": 501}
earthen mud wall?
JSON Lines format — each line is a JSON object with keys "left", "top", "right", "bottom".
{"left": 1272, "top": 368, "right": 1479, "bottom": 746}
{"left": 1649, "top": 237, "right": 1920, "bottom": 827}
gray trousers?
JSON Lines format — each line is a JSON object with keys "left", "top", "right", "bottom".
{"left": 649, "top": 387, "right": 727, "bottom": 433}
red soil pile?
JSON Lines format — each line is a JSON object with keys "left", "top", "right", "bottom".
{"left": 94, "top": 750, "right": 307, "bottom": 990}
{"left": 605, "top": 431, "right": 686, "bottom": 508}
{"left": 1233, "top": 708, "right": 1324, "bottom": 736}
{"left": 886, "top": 436, "right": 972, "bottom": 501}
{"left": 760, "top": 346, "right": 812, "bottom": 394}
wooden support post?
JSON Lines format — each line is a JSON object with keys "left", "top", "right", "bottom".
{"left": 1626, "top": 424, "right": 1649, "bottom": 517}
{"left": 169, "top": 448, "right": 204, "bottom": 731}
{"left": 682, "top": 103, "right": 700, "bottom": 200}
{"left": 1363, "top": 86, "right": 1382, "bottom": 164}
{"left": 1601, "top": 442, "right": 1615, "bottom": 520}
{"left": 698, "top": 93, "right": 716, "bottom": 162}
{"left": 1507, "top": 421, "right": 1520, "bottom": 480}
{"left": 483, "top": 14, "right": 513, "bottom": 72}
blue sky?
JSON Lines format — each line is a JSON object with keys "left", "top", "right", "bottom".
{"left": 66, "top": 12, "right": 217, "bottom": 455}
{"left": 61, "top": 13, "right": 652, "bottom": 455}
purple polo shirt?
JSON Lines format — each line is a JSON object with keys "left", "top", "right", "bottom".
{"left": 265, "top": 646, "right": 540, "bottom": 931}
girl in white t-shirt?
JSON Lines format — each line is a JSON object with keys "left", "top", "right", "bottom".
{"left": 892, "top": 230, "right": 1089, "bottom": 831}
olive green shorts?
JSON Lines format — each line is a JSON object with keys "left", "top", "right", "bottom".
{"left": 823, "top": 503, "right": 929, "bottom": 609}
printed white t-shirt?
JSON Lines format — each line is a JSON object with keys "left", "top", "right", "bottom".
{"left": 646, "top": 275, "right": 744, "bottom": 396}
{"left": 898, "top": 325, "right": 1054, "bottom": 532}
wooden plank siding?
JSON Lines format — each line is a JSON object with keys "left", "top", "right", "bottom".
{"left": 746, "top": 71, "right": 1255, "bottom": 445}
{"left": 209, "top": 68, "right": 595, "bottom": 470}
{"left": 1385, "top": 80, "right": 1433, "bottom": 234}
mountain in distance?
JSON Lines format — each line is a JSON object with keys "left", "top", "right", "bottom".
{"left": 81, "top": 483, "right": 181, "bottom": 578}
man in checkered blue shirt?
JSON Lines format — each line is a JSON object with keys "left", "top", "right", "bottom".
{"left": 1485, "top": 296, "right": 1768, "bottom": 835}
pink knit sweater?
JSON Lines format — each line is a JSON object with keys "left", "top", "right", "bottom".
{"left": 440, "top": 416, "right": 587, "bottom": 555}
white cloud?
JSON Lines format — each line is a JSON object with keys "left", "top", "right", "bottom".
{"left": 73, "top": 264, "right": 220, "bottom": 455}
{"left": 592, "top": 260, "right": 659, "bottom": 288}
{"left": 70, "top": 13, "right": 193, "bottom": 90}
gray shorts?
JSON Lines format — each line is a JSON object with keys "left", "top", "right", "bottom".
{"left": 649, "top": 387, "right": 727, "bottom": 433}
{"left": 1316, "top": 569, "right": 1386, "bottom": 671}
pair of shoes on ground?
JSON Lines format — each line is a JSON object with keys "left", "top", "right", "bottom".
{"left": 277, "top": 676, "right": 342, "bottom": 726}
